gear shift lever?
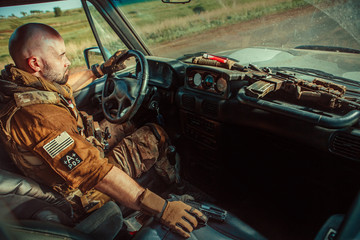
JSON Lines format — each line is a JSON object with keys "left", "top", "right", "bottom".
{"left": 167, "top": 146, "right": 185, "bottom": 194}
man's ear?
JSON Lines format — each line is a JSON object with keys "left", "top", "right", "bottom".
{"left": 27, "top": 56, "right": 42, "bottom": 73}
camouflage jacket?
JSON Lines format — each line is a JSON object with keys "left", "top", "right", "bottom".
{"left": 0, "top": 65, "right": 113, "bottom": 218}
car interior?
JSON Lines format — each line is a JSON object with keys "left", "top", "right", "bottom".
{"left": 0, "top": 0, "right": 360, "bottom": 240}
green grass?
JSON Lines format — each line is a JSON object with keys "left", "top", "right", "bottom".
{"left": 125, "top": 0, "right": 310, "bottom": 45}
{"left": 0, "top": 8, "right": 96, "bottom": 69}
{"left": 0, "top": 0, "right": 309, "bottom": 69}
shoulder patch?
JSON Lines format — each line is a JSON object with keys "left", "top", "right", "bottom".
{"left": 14, "top": 91, "right": 60, "bottom": 107}
{"left": 60, "top": 150, "right": 83, "bottom": 171}
{"left": 43, "top": 131, "right": 74, "bottom": 158}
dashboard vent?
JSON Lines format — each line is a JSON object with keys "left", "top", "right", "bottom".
{"left": 202, "top": 101, "right": 218, "bottom": 117}
{"left": 330, "top": 132, "right": 360, "bottom": 161}
{"left": 182, "top": 95, "right": 195, "bottom": 110}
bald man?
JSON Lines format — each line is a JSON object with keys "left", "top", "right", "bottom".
{"left": 0, "top": 23, "right": 206, "bottom": 238}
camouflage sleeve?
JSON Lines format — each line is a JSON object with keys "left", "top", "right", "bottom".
{"left": 10, "top": 103, "right": 113, "bottom": 193}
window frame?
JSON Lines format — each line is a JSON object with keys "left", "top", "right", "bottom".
{"left": 82, "top": 0, "right": 151, "bottom": 62}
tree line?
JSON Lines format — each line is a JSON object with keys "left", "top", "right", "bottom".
{"left": 1, "top": 7, "right": 63, "bottom": 19}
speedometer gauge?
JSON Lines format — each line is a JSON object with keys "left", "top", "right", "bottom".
{"left": 204, "top": 74, "right": 214, "bottom": 88}
{"left": 193, "top": 73, "right": 202, "bottom": 86}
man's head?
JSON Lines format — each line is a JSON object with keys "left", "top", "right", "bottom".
{"left": 9, "top": 23, "right": 71, "bottom": 85}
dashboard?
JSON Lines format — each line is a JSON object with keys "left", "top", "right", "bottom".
{"left": 146, "top": 56, "right": 187, "bottom": 89}
{"left": 75, "top": 55, "right": 360, "bottom": 164}
{"left": 143, "top": 57, "right": 360, "bottom": 164}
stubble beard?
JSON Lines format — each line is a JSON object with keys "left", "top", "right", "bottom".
{"left": 43, "top": 61, "right": 69, "bottom": 85}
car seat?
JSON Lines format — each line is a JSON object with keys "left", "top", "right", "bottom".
{"left": 0, "top": 168, "right": 123, "bottom": 240}
{"left": 0, "top": 141, "right": 123, "bottom": 240}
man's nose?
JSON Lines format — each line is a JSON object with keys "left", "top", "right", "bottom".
{"left": 65, "top": 57, "right": 71, "bottom": 67}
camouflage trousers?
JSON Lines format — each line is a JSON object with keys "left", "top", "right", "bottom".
{"left": 100, "top": 120, "right": 176, "bottom": 184}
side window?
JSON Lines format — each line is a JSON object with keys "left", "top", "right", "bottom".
{"left": 86, "top": 1, "right": 128, "bottom": 60}
{"left": 0, "top": 0, "right": 96, "bottom": 72}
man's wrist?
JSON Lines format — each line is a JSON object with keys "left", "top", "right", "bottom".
{"left": 155, "top": 200, "right": 168, "bottom": 219}
{"left": 91, "top": 63, "right": 104, "bottom": 78}
{"left": 138, "top": 188, "right": 166, "bottom": 216}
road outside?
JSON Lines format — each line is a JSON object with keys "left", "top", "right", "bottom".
{"left": 153, "top": 2, "right": 360, "bottom": 59}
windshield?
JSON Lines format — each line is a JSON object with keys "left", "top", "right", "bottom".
{"left": 0, "top": 0, "right": 359, "bottom": 81}
{"left": 115, "top": 0, "right": 360, "bottom": 59}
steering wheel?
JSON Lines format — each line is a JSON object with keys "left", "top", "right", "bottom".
{"left": 102, "top": 49, "right": 149, "bottom": 124}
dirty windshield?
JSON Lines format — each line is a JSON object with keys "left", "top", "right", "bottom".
{"left": 115, "top": 0, "right": 360, "bottom": 59}
{"left": 0, "top": 0, "right": 359, "bottom": 75}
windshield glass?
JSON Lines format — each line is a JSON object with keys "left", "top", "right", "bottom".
{"left": 0, "top": 0, "right": 359, "bottom": 81}
{"left": 115, "top": 0, "right": 360, "bottom": 59}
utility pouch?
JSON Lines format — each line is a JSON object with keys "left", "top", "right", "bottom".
{"left": 245, "top": 80, "right": 275, "bottom": 98}
{"left": 80, "top": 111, "right": 109, "bottom": 151}
{"left": 80, "top": 111, "right": 95, "bottom": 137}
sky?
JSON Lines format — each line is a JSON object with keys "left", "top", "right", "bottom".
{"left": 0, "top": 0, "right": 83, "bottom": 17}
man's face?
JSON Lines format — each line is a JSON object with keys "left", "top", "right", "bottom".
{"left": 40, "top": 37, "right": 71, "bottom": 85}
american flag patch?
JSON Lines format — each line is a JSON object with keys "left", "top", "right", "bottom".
{"left": 43, "top": 132, "right": 74, "bottom": 158}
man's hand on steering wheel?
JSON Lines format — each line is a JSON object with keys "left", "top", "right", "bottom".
{"left": 101, "top": 49, "right": 149, "bottom": 124}
{"left": 91, "top": 49, "right": 128, "bottom": 78}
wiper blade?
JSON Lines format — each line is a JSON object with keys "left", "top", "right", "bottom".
{"left": 273, "top": 67, "right": 360, "bottom": 89}
{"left": 295, "top": 45, "right": 360, "bottom": 54}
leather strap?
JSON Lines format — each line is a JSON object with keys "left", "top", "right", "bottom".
{"left": 91, "top": 64, "right": 103, "bottom": 78}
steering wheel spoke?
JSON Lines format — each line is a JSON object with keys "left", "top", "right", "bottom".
{"left": 102, "top": 91, "right": 116, "bottom": 103}
{"left": 102, "top": 50, "right": 149, "bottom": 123}
{"left": 118, "top": 106, "right": 130, "bottom": 118}
{"left": 116, "top": 98, "right": 128, "bottom": 117}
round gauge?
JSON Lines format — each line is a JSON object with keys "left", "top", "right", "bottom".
{"left": 204, "top": 74, "right": 214, "bottom": 88}
{"left": 193, "top": 73, "right": 202, "bottom": 86}
{"left": 216, "top": 78, "right": 227, "bottom": 93}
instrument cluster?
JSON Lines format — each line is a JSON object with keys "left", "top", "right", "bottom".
{"left": 187, "top": 70, "right": 228, "bottom": 95}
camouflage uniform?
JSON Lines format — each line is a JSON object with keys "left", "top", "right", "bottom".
{"left": 0, "top": 65, "right": 175, "bottom": 219}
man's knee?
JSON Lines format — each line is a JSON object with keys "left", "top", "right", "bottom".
{"left": 106, "top": 124, "right": 168, "bottom": 177}
{"left": 99, "top": 120, "right": 136, "bottom": 149}
{"left": 107, "top": 123, "right": 176, "bottom": 183}
{"left": 143, "top": 123, "right": 170, "bottom": 155}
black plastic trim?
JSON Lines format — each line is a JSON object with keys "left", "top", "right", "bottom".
{"left": 237, "top": 88, "right": 360, "bottom": 129}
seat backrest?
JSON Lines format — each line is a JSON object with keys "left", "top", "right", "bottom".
{"left": 0, "top": 155, "right": 123, "bottom": 240}
{"left": 0, "top": 168, "right": 74, "bottom": 225}
{"left": 0, "top": 141, "right": 73, "bottom": 219}
{"left": 0, "top": 143, "right": 74, "bottom": 225}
